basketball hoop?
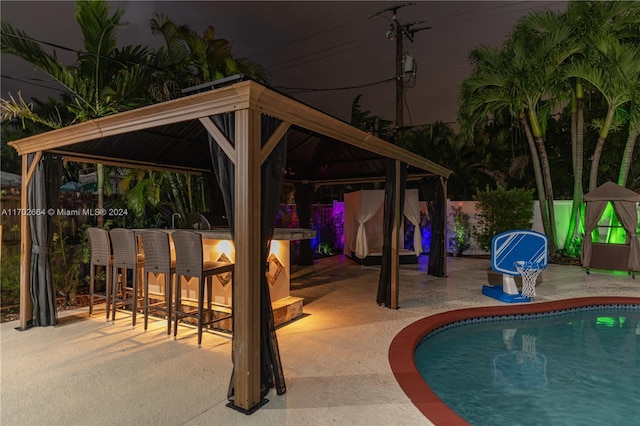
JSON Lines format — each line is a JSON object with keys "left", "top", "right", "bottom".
{"left": 514, "top": 261, "right": 544, "bottom": 298}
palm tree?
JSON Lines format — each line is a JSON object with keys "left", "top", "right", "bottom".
{"left": 149, "top": 14, "right": 269, "bottom": 101}
{"left": 458, "top": 20, "right": 575, "bottom": 254}
{"left": 619, "top": 93, "right": 639, "bottom": 187}
{"left": 561, "top": 1, "right": 640, "bottom": 192}
{"left": 527, "top": 0, "right": 640, "bottom": 249}
{"left": 124, "top": 14, "right": 270, "bottom": 225}
{"left": 565, "top": 36, "right": 640, "bottom": 192}
{"left": 2, "top": 0, "right": 153, "bottom": 225}
{"left": 350, "top": 94, "right": 393, "bottom": 140}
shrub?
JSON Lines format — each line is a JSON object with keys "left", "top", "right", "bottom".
{"left": 315, "top": 211, "right": 344, "bottom": 256}
{"left": 51, "top": 216, "right": 86, "bottom": 306}
{"left": 473, "top": 185, "right": 534, "bottom": 251}
{"left": 450, "top": 206, "right": 472, "bottom": 256}
{"left": 1, "top": 252, "right": 21, "bottom": 305}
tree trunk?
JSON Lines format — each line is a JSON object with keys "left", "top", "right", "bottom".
{"left": 535, "top": 134, "right": 558, "bottom": 254}
{"left": 96, "top": 163, "right": 104, "bottom": 227}
{"left": 520, "top": 117, "right": 552, "bottom": 249}
{"left": 617, "top": 120, "right": 639, "bottom": 187}
{"left": 527, "top": 109, "right": 557, "bottom": 254}
{"left": 565, "top": 83, "right": 584, "bottom": 253}
{"left": 589, "top": 107, "right": 616, "bottom": 192}
{"left": 167, "top": 173, "right": 187, "bottom": 227}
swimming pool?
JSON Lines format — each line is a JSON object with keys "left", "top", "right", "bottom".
{"left": 388, "top": 297, "right": 640, "bottom": 426}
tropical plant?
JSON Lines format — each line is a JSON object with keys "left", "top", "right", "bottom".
{"left": 315, "top": 212, "right": 344, "bottom": 256}
{"left": 449, "top": 206, "right": 472, "bottom": 257}
{"left": 1, "top": 1, "right": 152, "bottom": 119}
{"left": 561, "top": 1, "right": 640, "bottom": 192}
{"left": 402, "top": 121, "right": 528, "bottom": 199}
{"left": 149, "top": 13, "right": 269, "bottom": 102}
{"left": 120, "top": 14, "right": 271, "bottom": 224}
{"left": 50, "top": 216, "right": 84, "bottom": 306}
{"left": 458, "top": 39, "right": 560, "bottom": 252}
{"left": 1, "top": 0, "right": 155, "bottom": 226}
{"left": 350, "top": 94, "right": 394, "bottom": 140}
{"left": 473, "top": 185, "right": 535, "bottom": 252}
{"left": 0, "top": 252, "right": 21, "bottom": 305}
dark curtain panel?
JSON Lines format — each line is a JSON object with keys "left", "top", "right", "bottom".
{"left": 203, "top": 171, "right": 223, "bottom": 218}
{"left": 295, "top": 184, "right": 315, "bottom": 265}
{"left": 209, "top": 113, "right": 287, "bottom": 406}
{"left": 259, "top": 116, "right": 287, "bottom": 396}
{"left": 376, "top": 160, "right": 407, "bottom": 307}
{"left": 28, "top": 153, "right": 63, "bottom": 326}
{"left": 420, "top": 177, "right": 446, "bottom": 277}
{"left": 210, "top": 113, "right": 235, "bottom": 233}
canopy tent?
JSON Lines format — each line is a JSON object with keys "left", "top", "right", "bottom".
{"left": 343, "top": 188, "right": 421, "bottom": 264}
{"left": 0, "top": 170, "right": 22, "bottom": 187}
{"left": 581, "top": 181, "right": 640, "bottom": 274}
{"left": 8, "top": 79, "right": 452, "bottom": 413}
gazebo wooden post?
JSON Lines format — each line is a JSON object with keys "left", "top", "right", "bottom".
{"left": 232, "top": 109, "right": 263, "bottom": 411}
{"left": 390, "top": 159, "right": 401, "bottom": 309}
{"left": 18, "top": 151, "right": 42, "bottom": 330}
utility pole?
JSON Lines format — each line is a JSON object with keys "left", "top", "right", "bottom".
{"left": 395, "top": 20, "right": 404, "bottom": 140}
{"left": 369, "top": 3, "right": 431, "bottom": 310}
{"left": 370, "top": 2, "right": 431, "bottom": 143}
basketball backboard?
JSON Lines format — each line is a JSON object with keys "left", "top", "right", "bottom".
{"left": 491, "top": 230, "right": 548, "bottom": 276}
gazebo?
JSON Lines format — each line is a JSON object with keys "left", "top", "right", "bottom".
{"left": 581, "top": 181, "right": 640, "bottom": 275}
{"left": 8, "top": 79, "right": 452, "bottom": 413}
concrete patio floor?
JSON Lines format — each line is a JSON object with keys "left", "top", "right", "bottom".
{"left": 1, "top": 255, "right": 638, "bottom": 425}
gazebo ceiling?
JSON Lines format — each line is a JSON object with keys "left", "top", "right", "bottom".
{"left": 9, "top": 80, "right": 452, "bottom": 184}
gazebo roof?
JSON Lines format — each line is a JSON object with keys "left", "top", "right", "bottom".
{"left": 8, "top": 79, "right": 453, "bottom": 413}
{"left": 583, "top": 181, "right": 640, "bottom": 202}
{"left": 8, "top": 80, "right": 452, "bottom": 183}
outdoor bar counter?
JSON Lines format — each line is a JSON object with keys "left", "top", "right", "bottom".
{"left": 141, "top": 227, "right": 315, "bottom": 327}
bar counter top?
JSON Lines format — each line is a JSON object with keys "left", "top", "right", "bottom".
{"left": 138, "top": 227, "right": 316, "bottom": 241}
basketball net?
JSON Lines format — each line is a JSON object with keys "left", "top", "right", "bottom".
{"left": 516, "top": 334, "right": 539, "bottom": 368}
{"left": 514, "top": 261, "right": 543, "bottom": 298}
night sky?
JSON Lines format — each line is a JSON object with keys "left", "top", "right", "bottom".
{"left": 1, "top": 1, "right": 568, "bottom": 126}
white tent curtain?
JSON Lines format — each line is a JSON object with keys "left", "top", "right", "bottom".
{"left": 403, "top": 189, "right": 422, "bottom": 256}
{"left": 354, "top": 190, "right": 385, "bottom": 259}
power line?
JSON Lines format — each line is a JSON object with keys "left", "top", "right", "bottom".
{"left": 276, "top": 77, "right": 395, "bottom": 93}
{"left": 2, "top": 2, "right": 569, "bottom": 85}
{"left": 262, "top": 2, "right": 568, "bottom": 75}
{"left": 266, "top": 37, "right": 364, "bottom": 73}
{"left": 1, "top": 32, "right": 159, "bottom": 71}
{"left": 242, "top": 21, "right": 355, "bottom": 59}
{"left": 1, "top": 74, "right": 66, "bottom": 93}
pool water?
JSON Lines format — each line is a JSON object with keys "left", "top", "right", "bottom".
{"left": 414, "top": 306, "right": 640, "bottom": 426}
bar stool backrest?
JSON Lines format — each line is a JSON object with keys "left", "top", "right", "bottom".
{"left": 172, "top": 230, "right": 203, "bottom": 279}
{"left": 87, "top": 228, "right": 111, "bottom": 266}
{"left": 140, "top": 231, "right": 171, "bottom": 274}
{"left": 110, "top": 228, "right": 139, "bottom": 266}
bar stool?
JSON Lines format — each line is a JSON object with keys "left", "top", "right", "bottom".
{"left": 109, "top": 228, "right": 145, "bottom": 326}
{"left": 172, "top": 230, "right": 234, "bottom": 347}
{"left": 139, "top": 231, "right": 175, "bottom": 334}
{"left": 86, "top": 227, "right": 113, "bottom": 320}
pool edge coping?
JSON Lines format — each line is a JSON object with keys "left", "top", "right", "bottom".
{"left": 388, "top": 296, "right": 640, "bottom": 426}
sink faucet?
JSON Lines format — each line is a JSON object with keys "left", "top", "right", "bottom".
{"left": 171, "top": 212, "right": 181, "bottom": 229}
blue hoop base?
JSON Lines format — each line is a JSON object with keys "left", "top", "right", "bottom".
{"left": 482, "top": 285, "right": 531, "bottom": 303}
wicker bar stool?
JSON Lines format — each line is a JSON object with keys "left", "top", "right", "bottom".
{"left": 109, "top": 228, "right": 145, "bottom": 326}
{"left": 171, "top": 230, "right": 234, "bottom": 347}
{"left": 139, "top": 231, "right": 175, "bottom": 334}
{"left": 86, "top": 227, "right": 113, "bottom": 320}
